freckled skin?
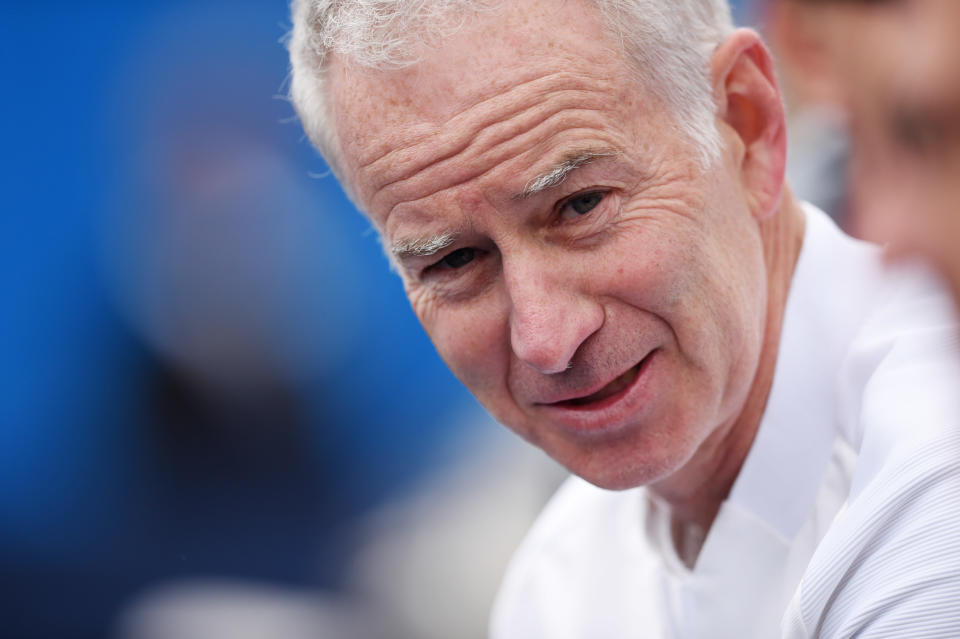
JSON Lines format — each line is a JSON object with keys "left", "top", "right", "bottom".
{"left": 326, "top": 0, "right": 802, "bottom": 524}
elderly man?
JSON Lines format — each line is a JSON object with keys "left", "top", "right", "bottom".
{"left": 288, "top": 0, "right": 960, "bottom": 636}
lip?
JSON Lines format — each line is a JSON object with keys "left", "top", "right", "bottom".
{"left": 536, "top": 349, "right": 658, "bottom": 435}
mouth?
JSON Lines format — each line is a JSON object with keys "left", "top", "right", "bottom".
{"left": 551, "top": 350, "right": 655, "bottom": 410}
{"left": 532, "top": 349, "right": 659, "bottom": 436}
{"left": 559, "top": 364, "right": 642, "bottom": 407}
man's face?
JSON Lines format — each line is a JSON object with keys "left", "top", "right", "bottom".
{"left": 328, "top": 0, "right": 770, "bottom": 489}
{"left": 838, "top": 0, "right": 960, "bottom": 299}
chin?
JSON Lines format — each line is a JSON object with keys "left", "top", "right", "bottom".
{"left": 560, "top": 442, "right": 690, "bottom": 491}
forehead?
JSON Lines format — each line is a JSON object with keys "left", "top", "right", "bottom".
{"left": 325, "top": 0, "right": 655, "bottom": 215}
{"left": 896, "top": 0, "right": 960, "bottom": 95}
{"left": 840, "top": 0, "right": 960, "bottom": 105}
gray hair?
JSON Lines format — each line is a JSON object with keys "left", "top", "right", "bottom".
{"left": 287, "top": 0, "right": 734, "bottom": 188}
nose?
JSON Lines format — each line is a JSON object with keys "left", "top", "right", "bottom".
{"left": 505, "top": 256, "right": 604, "bottom": 375}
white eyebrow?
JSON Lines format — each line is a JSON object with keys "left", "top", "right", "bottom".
{"left": 390, "top": 230, "right": 458, "bottom": 262}
{"left": 387, "top": 148, "right": 617, "bottom": 265}
{"left": 515, "top": 148, "right": 618, "bottom": 199}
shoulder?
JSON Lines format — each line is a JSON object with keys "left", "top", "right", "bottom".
{"left": 787, "top": 430, "right": 960, "bottom": 638}
{"left": 786, "top": 212, "right": 960, "bottom": 637}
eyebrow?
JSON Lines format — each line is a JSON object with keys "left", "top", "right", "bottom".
{"left": 391, "top": 230, "right": 458, "bottom": 262}
{"left": 514, "top": 147, "right": 618, "bottom": 200}
{"left": 389, "top": 147, "right": 618, "bottom": 263}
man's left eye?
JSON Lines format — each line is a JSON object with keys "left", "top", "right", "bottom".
{"left": 560, "top": 191, "right": 605, "bottom": 220}
{"left": 891, "top": 111, "right": 942, "bottom": 157}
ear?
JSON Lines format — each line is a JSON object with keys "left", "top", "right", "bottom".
{"left": 710, "top": 29, "right": 787, "bottom": 220}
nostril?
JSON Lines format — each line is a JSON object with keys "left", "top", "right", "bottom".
{"left": 510, "top": 321, "right": 573, "bottom": 375}
{"left": 509, "top": 303, "right": 603, "bottom": 375}
{"left": 511, "top": 330, "right": 572, "bottom": 374}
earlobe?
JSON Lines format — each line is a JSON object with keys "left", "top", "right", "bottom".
{"left": 711, "top": 29, "right": 787, "bottom": 220}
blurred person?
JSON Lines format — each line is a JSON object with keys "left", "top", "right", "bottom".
{"left": 772, "top": 1, "right": 960, "bottom": 636}
{"left": 90, "top": 5, "right": 384, "bottom": 637}
{"left": 288, "top": 0, "right": 960, "bottom": 637}
{"left": 832, "top": 0, "right": 960, "bottom": 304}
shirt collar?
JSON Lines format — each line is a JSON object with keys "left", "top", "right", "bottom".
{"left": 727, "top": 204, "right": 880, "bottom": 540}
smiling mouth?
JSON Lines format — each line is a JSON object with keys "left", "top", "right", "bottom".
{"left": 556, "top": 356, "right": 648, "bottom": 408}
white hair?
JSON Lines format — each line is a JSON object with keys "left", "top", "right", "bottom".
{"left": 287, "top": 0, "right": 734, "bottom": 186}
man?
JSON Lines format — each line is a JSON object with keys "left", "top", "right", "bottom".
{"left": 287, "top": 0, "right": 960, "bottom": 636}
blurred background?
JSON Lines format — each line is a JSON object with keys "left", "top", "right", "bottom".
{"left": 0, "top": 1, "right": 834, "bottom": 638}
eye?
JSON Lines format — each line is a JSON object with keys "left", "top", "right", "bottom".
{"left": 419, "top": 246, "right": 490, "bottom": 283}
{"left": 438, "top": 247, "right": 476, "bottom": 270}
{"left": 891, "top": 109, "right": 944, "bottom": 157}
{"left": 559, "top": 191, "right": 605, "bottom": 220}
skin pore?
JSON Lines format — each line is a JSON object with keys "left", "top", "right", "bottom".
{"left": 326, "top": 0, "right": 805, "bottom": 560}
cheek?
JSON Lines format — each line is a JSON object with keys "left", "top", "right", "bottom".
{"left": 852, "top": 161, "right": 931, "bottom": 254}
{"left": 618, "top": 219, "right": 760, "bottom": 346}
{"left": 419, "top": 293, "right": 511, "bottom": 402}
{"left": 851, "top": 171, "right": 898, "bottom": 245}
{"left": 675, "top": 221, "right": 767, "bottom": 404}
{"left": 917, "top": 176, "right": 960, "bottom": 272}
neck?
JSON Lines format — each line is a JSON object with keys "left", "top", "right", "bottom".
{"left": 650, "top": 192, "right": 807, "bottom": 562}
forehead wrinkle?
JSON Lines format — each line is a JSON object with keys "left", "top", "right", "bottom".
{"left": 357, "top": 69, "right": 590, "bottom": 169}
{"left": 358, "top": 70, "right": 616, "bottom": 192}
{"left": 370, "top": 103, "right": 612, "bottom": 215}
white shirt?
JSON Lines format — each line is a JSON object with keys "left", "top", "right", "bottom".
{"left": 490, "top": 205, "right": 960, "bottom": 639}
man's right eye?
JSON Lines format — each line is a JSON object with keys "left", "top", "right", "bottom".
{"left": 891, "top": 109, "right": 944, "bottom": 157}
{"left": 437, "top": 247, "right": 476, "bottom": 270}
{"left": 418, "top": 247, "right": 495, "bottom": 299}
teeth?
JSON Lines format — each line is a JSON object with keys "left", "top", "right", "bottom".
{"left": 569, "top": 364, "right": 640, "bottom": 405}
